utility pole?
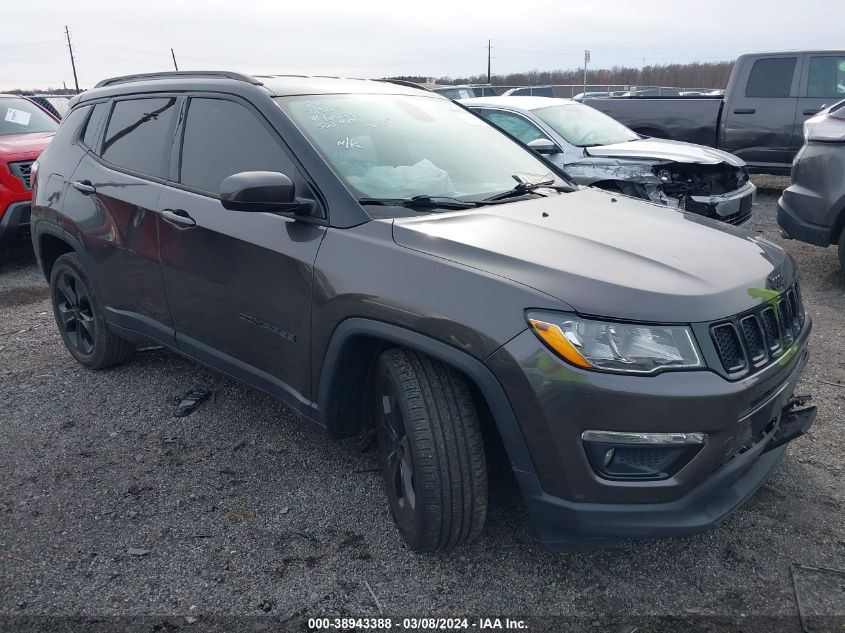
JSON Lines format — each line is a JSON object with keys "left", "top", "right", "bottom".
{"left": 487, "top": 40, "right": 491, "bottom": 84}
{"left": 171, "top": 48, "right": 179, "bottom": 71}
{"left": 65, "top": 26, "right": 79, "bottom": 94}
{"left": 583, "top": 49, "right": 590, "bottom": 96}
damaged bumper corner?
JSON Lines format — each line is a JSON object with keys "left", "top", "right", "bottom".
{"left": 688, "top": 181, "right": 756, "bottom": 223}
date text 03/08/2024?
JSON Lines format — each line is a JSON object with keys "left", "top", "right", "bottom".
{"left": 307, "top": 617, "right": 528, "bottom": 629}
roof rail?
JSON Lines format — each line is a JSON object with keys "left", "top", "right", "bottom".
{"left": 377, "top": 79, "right": 431, "bottom": 92}
{"left": 94, "top": 71, "right": 261, "bottom": 88}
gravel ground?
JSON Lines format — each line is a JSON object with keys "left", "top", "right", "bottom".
{"left": 1, "top": 178, "right": 843, "bottom": 631}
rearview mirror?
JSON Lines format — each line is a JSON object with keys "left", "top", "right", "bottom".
{"left": 220, "top": 171, "right": 312, "bottom": 215}
{"left": 527, "top": 138, "right": 560, "bottom": 155}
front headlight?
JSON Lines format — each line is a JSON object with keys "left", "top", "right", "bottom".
{"left": 526, "top": 311, "right": 703, "bottom": 374}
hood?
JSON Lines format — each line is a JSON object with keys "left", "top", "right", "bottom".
{"left": 586, "top": 137, "right": 745, "bottom": 167}
{"left": 0, "top": 132, "right": 54, "bottom": 158}
{"left": 392, "top": 188, "right": 791, "bottom": 323}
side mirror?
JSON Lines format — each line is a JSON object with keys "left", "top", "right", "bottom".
{"left": 220, "top": 171, "right": 312, "bottom": 215}
{"left": 527, "top": 138, "right": 560, "bottom": 155}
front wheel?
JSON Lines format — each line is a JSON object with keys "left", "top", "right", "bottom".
{"left": 373, "top": 348, "right": 487, "bottom": 552}
{"left": 49, "top": 252, "right": 135, "bottom": 369}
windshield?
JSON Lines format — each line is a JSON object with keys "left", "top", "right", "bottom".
{"left": 533, "top": 103, "right": 639, "bottom": 147}
{"left": 276, "top": 94, "right": 568, "bottom": 201}
{"left": 0, "top": 98, "right": 58, "bottom": 136}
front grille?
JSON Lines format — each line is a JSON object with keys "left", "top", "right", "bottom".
{"left": 710, "top": 281, "right": 804, "bottom": 376}
{"left": 712, "top": 323, "right": 746, "bottom": 372}
{"left": 760, "top": 307, "right": 781, "bottom": 353}
{"left": 777, "top": 299, "right": 793, "bottom": 347}
{"left": 8, "top": 161, "right": 34, "bottom": 190}
{"left": 739, "top": 315, "right": 766, "bottom": 364}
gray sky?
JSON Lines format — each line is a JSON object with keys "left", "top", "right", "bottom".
{"left": 0, "top": 0, "right": 836, "bottom": 90}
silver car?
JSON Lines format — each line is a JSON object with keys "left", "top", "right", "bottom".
{"left": 461, "top": 96, "right": 756, "bottom": 224}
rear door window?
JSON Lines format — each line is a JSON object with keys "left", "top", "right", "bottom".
{"left": 100, "top": 97, "right": 179, "bottom": 178}
{"left": 179, "top": 97, "right": 295, "bottom": 194}
{"left": 807, "top": 56, "right": 845, "bottom": 98}
{"left": 745, "top": 57, "right": 797, "bottom": 97}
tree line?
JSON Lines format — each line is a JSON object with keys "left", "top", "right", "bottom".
{"left": 390, "top": 60, "right": 735, "bottom": 89}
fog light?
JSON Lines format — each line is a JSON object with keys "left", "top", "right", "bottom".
{"left": 581, "top": 430, "right": 706, "bottom": 481}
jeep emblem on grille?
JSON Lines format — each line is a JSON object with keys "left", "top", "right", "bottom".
{"left": 767, "top": 273, "right": 786, "bottom": 290}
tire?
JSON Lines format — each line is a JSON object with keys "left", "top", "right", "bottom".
{"left": 49, "top": 252, "right": 135, "bottom": 369}
{"left": 373, "top": 347, "right": 487, "bottom": 552}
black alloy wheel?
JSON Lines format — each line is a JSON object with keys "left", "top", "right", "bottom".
{"left": 372, "top": 348, "right": 488, "bottom": 552}
{"left": 49, "top": 252, "right": 135, "bottom": 369}
{"left": 53, "top": 269, "right": 96, "bottom": 356}
{"left": 374, "top": 373, "right": 417, "bottom": 532}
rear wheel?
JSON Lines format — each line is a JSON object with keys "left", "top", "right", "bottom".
{"left": 373, "top": 348, "right": 487, "bottom": 552}
{"left": 49, "top": 253, "right": 135, "bottom": 369}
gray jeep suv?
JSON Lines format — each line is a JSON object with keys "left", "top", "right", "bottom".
{"left": 31, "top": 72, "right": 815, "bottom": 552}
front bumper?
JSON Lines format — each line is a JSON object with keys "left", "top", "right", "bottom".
{"left": 687, "top": 181, "right": 756, "bottom": 225}
{"left": 777, "top": 142, "right": 845, "bottom": 246}
{"left": 778, "top": 199, "right": 831, "bottom": 246}
{"left": 0, "top": 201, "right": 31, "bottom": 250}
{"left": 486, "top": 322, "right": 812, "bottom": 550}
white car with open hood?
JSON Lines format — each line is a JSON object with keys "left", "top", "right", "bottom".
{"left": 462, "top": 96, "right": 756, "bottom": 225}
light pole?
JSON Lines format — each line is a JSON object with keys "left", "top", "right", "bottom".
{"left": 583, "top": 49, "right": 590, "bottom": 97}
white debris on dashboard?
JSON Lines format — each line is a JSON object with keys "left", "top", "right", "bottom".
{"left": 347, "top": 159, "right": 455, "bottom": 198}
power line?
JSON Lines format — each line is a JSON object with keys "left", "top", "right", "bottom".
{"left": 73, "top": 39, "right": 485, "bottom": 72}
{"left": 0, "top": 39, "right": 65, "bottom": 50}
{"left": 0, "top": 50, "right": 66, "bottom": 66}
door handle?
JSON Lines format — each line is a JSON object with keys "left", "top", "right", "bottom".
{"left": 161, "top": 208, "right": 196, "bottom": 228}
{"left": 803, "top": 108, "right": 821, "bottom": 116}
{"left": 733, "top": 108, "right": 756, "bottom": 114}
{"left": 71, "top": 180, "right": 96, "bottom": 195}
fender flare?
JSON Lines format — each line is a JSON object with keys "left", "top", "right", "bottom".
{"left": 317, "top": 318, "right": 537, "bottom": 475}
{"left": 31, "top": 221, "right": 88, "bottom": 279}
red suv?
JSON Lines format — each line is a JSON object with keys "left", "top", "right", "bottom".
{"left": 1, "top": 95, "right": 58, "bottom": 256}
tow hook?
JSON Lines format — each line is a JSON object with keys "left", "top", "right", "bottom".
{"left": 785, "top": 394, "right": 812, "bottom": 409}
{"left": 764, "top": 395, "right": 817, "bottom": 453}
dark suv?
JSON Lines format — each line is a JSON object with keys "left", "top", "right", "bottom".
{"left": 31, "top": 71, "right": 816, "bottom": 552}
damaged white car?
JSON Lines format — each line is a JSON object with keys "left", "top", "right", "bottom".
{"left": 461, "top": 96, "right": 756, "bottom": 224}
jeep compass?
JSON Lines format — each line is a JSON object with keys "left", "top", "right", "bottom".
{"left": 30, "top": 72, "right": 815, "bottom": 552}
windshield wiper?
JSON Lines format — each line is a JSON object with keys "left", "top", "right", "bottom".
{"left": 482, "top": 176, "right": 560, "bottom": 202}
{"left": 358, "top": 195, "right": 478, "bottom": 210}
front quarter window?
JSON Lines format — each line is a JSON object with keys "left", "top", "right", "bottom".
{"left": 276, "top": 94, "right": 567, "bottom": 202}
